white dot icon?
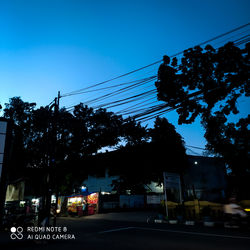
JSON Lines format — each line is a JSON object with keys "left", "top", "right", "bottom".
{"left": 10, "top": 227, "right": 16, "bottom": 233}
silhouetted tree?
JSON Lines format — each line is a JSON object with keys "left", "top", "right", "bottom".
{"left": 111, "top": 117, "right": 187, "bottom": 194}
{"left": 3, "top": 97, "right": 37, "bottom": 180}
{"left": 149, "top": 117, "right": 187, "bottom": 179}
{"left": 155, "top": 42, "right": 250, "bottom": 196}
{"left": 2, "top": 97, "right": 149, "bottom": 194}
{"left": 121, "top": 117, "right": 148, "bottom": 146}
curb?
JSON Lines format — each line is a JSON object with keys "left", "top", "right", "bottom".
{"left": 153, "top": 219, "right": 223, "bottom": 228}
{"left": 203, "top": 221, "right": 215, "bottom": 227}
{"left": 185, "top": 221, "right": 195, "bottom": 226}
{"left": 168, "top": 220, "right": 178, "bottom": 224}
{"left": 153, "top": 219, "right": 196, "bottom": 225}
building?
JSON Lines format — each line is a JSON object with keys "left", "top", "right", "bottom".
{"left": 184, "top": 155, "right": 226, "bottom": 202}
{"left": 81, "top": 147, "right": 227, "bottom": 203}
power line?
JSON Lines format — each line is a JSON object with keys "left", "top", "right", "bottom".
{"left": 63, "top": 76, "right": 156, "bottom": 97}
{"left": 61, "top": 64, "right": 160, "bottom": 98}
{"left": 186, "top": 148, "right": 202, "bottom": 156}
{"left": 63, "top": 31, "right": 249, "bottom": 111}
{"left": 86, "top": 77, "right": 156, "bottom": 106}
{"left": 61, "top": 23, "right": 249, "bottom": 98}
{"left": 194, "top": 22, "right": 249, "bottom": 48}
{"left": 186, "top": 145, "right": 206, "bottom": 150}
{"left": 65, "top": 76, "right": 156, "bottom": 110}
{"left": 94, "top": 90, "right": 157, "bottom": 110}
{"left": 64, "top": 27, "right": 249, "bottom": 124}
{"left": 116, "top": 97, "right": 159, "bottom": 115}
{"left": 64, "top": 29, "right": 249, "bottom": 116}
{"left": 135, "top": 83, "right": 244, "bottom": 124}
{"left": 211, "top": 28, "right": 250, "bottom": 48}
{"left": 121, "top": 38, "right": 249, "bottom": 122}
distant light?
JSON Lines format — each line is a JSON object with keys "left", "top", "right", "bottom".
{"left": 32, "top": 198, "right": 39, "bottom": 203}
{"left": 56, "top": 209, "right": 60, "bottom": 214}
{"left": 194, "top": 161, "right": 198, "bottom": 165}
{"left": 101, "top": 192, "right": 111, "bottom": 195}
{"left": 81, "top": 186, "right": 87, "bottom": 192}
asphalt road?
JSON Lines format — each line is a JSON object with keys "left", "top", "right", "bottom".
{"left": 1, "top": 211, "right": 250, "bottom": 250}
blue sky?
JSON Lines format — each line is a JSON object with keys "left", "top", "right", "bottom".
{"left": 0, "top": 0, "right": 249, "bottom": 154}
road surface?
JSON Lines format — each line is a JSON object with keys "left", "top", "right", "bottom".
{"left": 1, "top": 211, "right": 250, "bottom": 249}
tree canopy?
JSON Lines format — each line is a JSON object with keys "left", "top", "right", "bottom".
{"left": 2, "top": 97, "right": 149, "bottom": 194}
{"left": 111, "top": 117, "right": 187, "bottom": 194}
{"left": 2, "top": 97, "right": 188, "bottom": 195}
{"left": 155, "top": 42, "right": 250, "bottom": 177}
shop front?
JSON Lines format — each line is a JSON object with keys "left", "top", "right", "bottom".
{"left": 67, "top": 192, "right": 99, "bottom": 216}
{"left": 87, "top": 192, "right": 99, "bottom": 215}
{"left": 67, "top": 195, "right": 86, "bottom": 216}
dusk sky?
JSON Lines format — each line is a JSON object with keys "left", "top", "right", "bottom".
{"left": 0, "top": 0, "right": 249, "bottom": 154}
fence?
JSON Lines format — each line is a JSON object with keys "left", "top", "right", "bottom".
{"left": 162, "top": 200, "right": 250, "bottom": 220}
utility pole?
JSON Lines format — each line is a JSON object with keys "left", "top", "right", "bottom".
{"left": 163, "top": 172, "right": 169, "bottom": 219}
{"left": 53, "top": 91, "right": 60, "bottom": 226}
{"left": 44, "top": 91, "right": 60, "bottom": 226}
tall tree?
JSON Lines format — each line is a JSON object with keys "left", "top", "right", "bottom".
{"left": 111, "top": 117, "right": 187, "bottom": 194}
{"left": 121, "top": 117, "right": 148, "bottom": 146}
{"left": 149, "top": 117, "right": 187, "bottom": 176}
{"left": 2, "top": 98, "right": 150, "bottom": 194}
{"left": 155, "top": 42, "right": 250, "bottom": 194}
{"left": 71, "top": 103, "right": 124, "bottom": 156}
{"left": 3, "top": 97, "right": 36, "bottom": 180}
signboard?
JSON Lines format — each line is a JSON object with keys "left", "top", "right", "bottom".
{"left": 163, "top": 172, "right": 181, "bottom": 189}
{"left": 87, "top": 192, "right": 99, "bottom": 204}
{"left": 163, "top": 172, "right": 182, "bottom": 217}
{"left": 147, "top": 195, "right": 164, "bottom": 204}
{"left": 0, "top": 120, "right": 8, "bottom": 180}
{"left": 5, "top": 181, "right": 25, "bottom": 201}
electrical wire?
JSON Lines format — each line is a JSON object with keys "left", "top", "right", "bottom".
{"left": 61, "top": 23, "right": 250, "bottom": 99}
{"left": 93, "top": 89, "right": 157, "bottom": 109}
{"left": 186, "top": 148, "right": 202, "bottom": 156}
{"left": 86, "top": 77, "right": 156, "bottom": 107}
{"left": 63, "top": 27, "right": 249, "bottom": 124}
{"left": 65, "top": 76, "right": 156, "bottom": 109}
{"left": 186, "top": 145, "right": 206, "bottom": 150}
{"left": 121, "top": 37, "right": 249, "bottom": 121}
{"left": 65, "top": 30, "right": 249, "bottom": 115}
{"left": 63, "top": 76, "right": 156, "bottom": 97}
{"left": 61, "top": 64, "right": 161, "bottom": 98}
{"left": 63, "top": 34, "right": 249, "bottom": 115}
